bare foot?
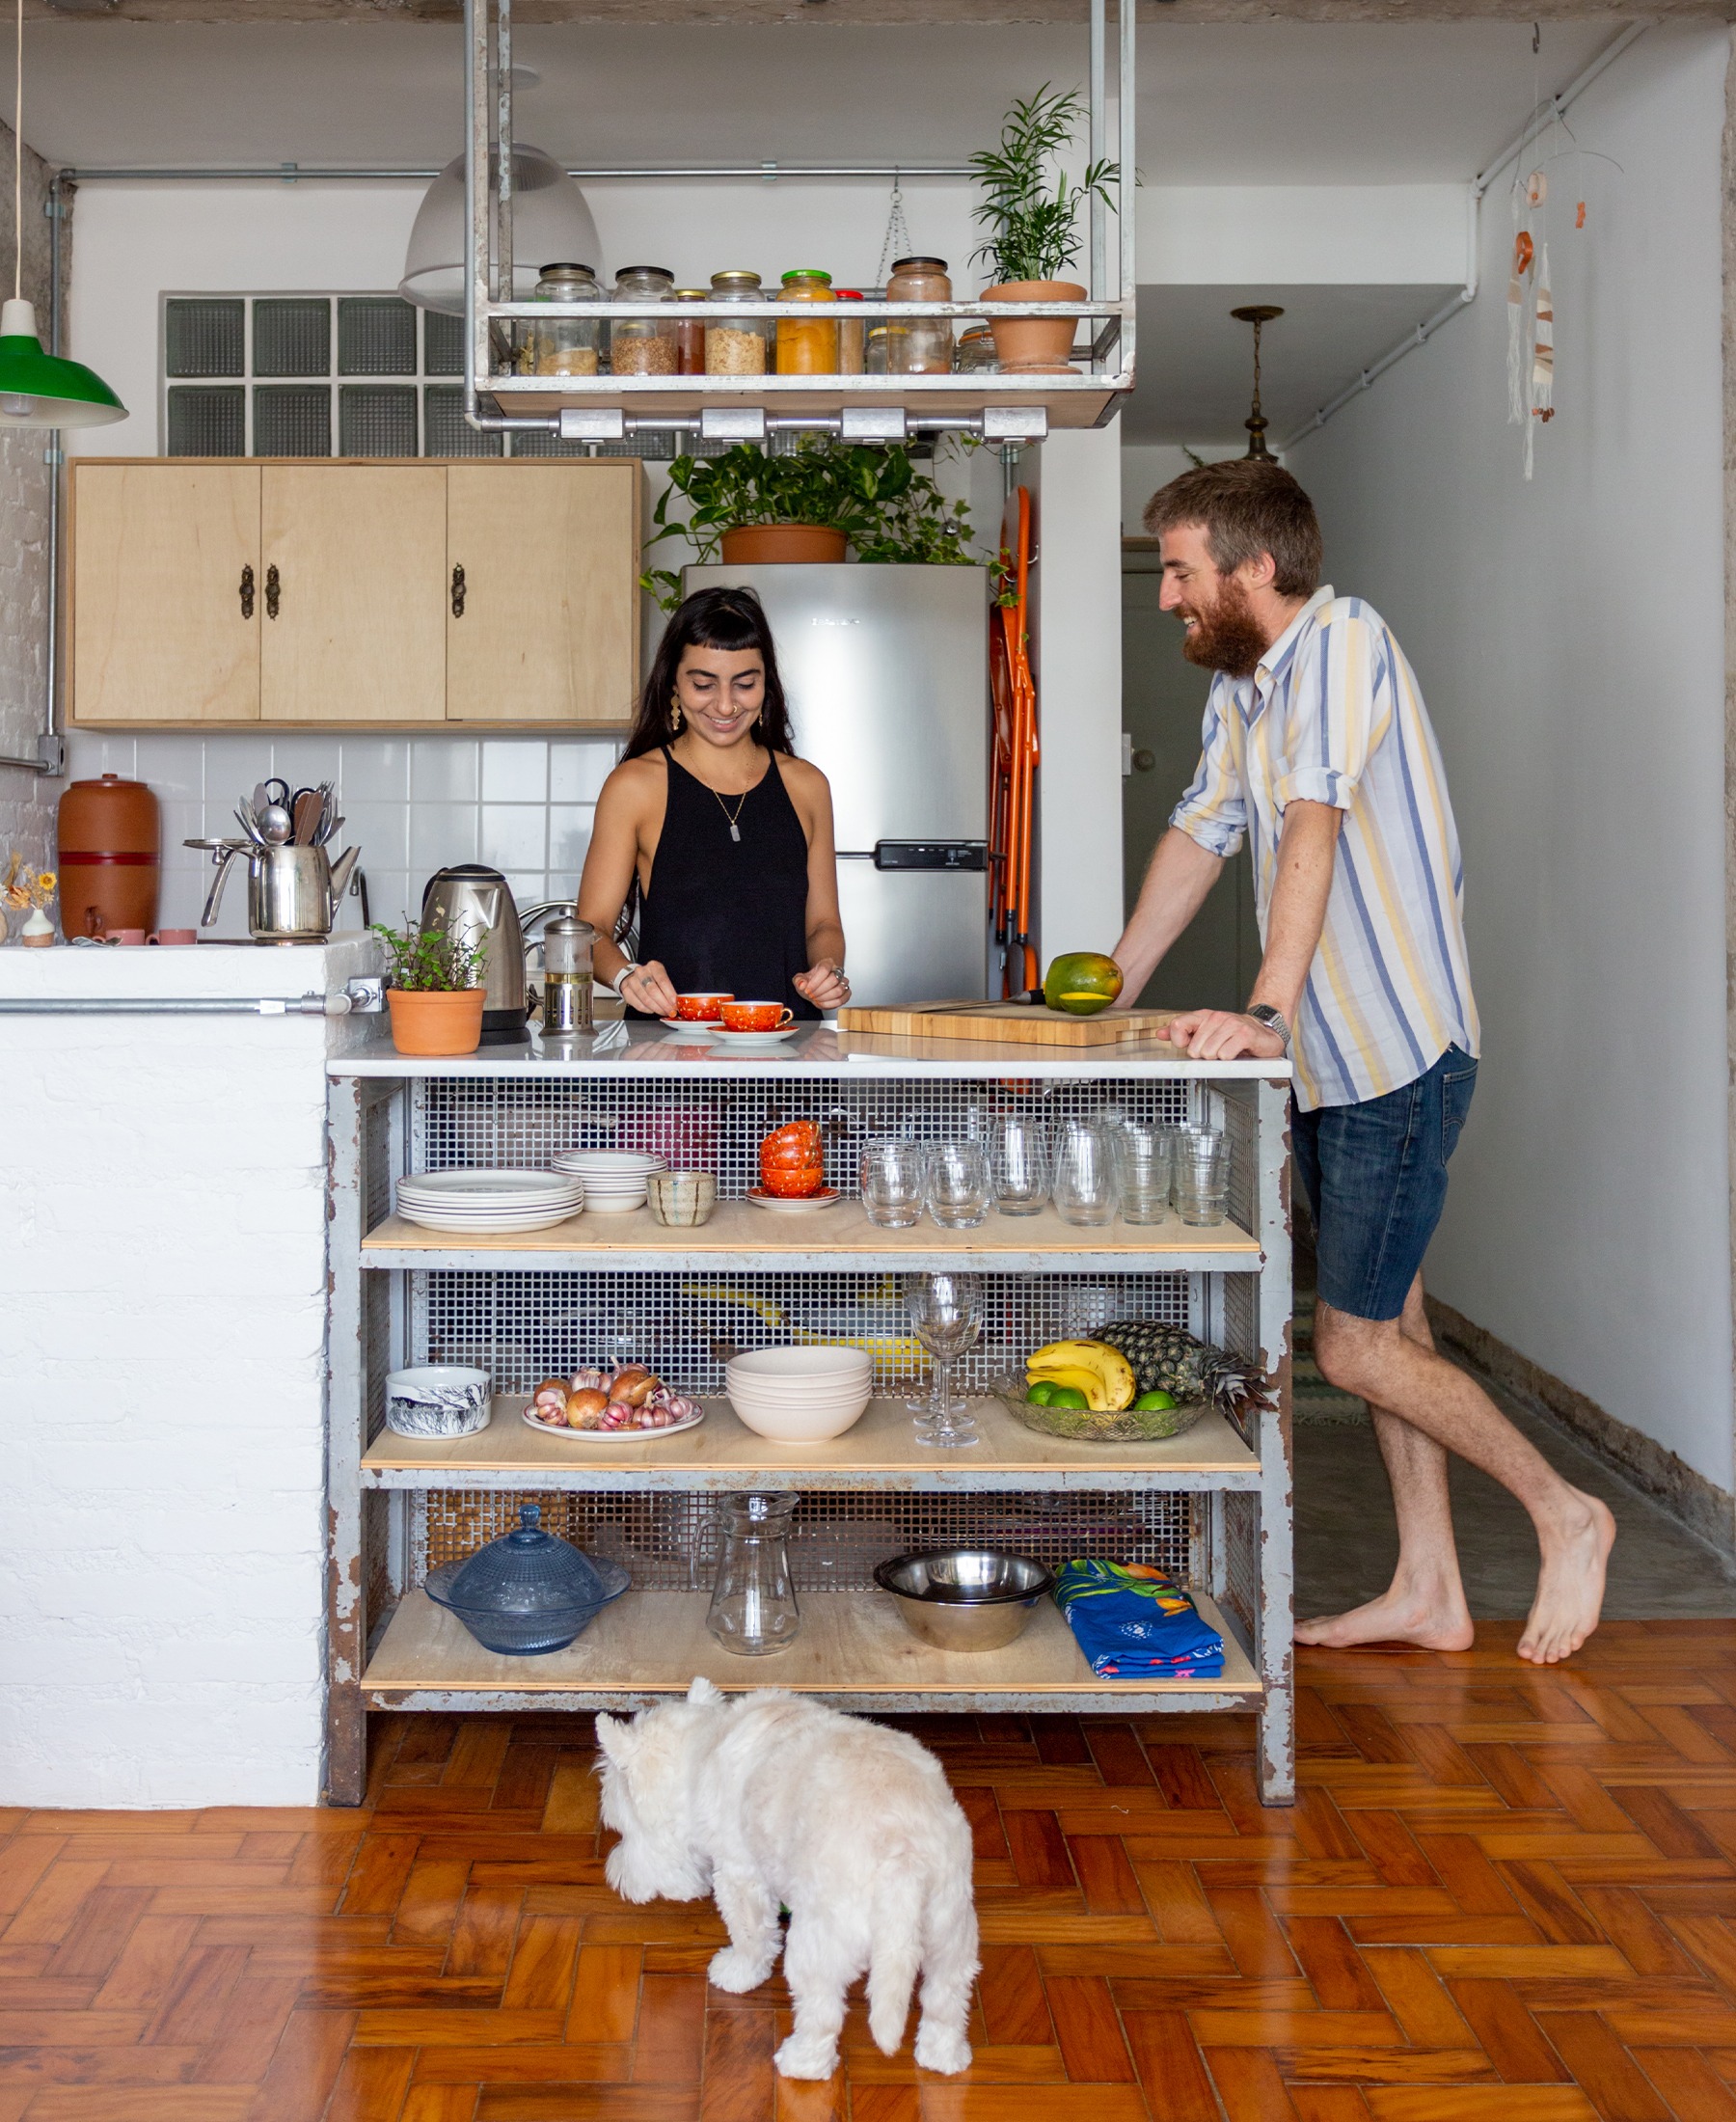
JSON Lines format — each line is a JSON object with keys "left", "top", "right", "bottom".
{"left": 1517, "top": 1489, "right": 1615, "bottom": 1664}
{"left": 1296, "top": 1582, "right": 1475, "bottom": 1652}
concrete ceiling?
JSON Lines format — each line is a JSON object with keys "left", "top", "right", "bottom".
{"left": 20, "top": 17, "right": 1619, "bottom": 174}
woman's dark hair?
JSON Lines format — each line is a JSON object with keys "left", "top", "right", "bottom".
{"left": 623, "top": 586, "right": 796, "bottom": 760}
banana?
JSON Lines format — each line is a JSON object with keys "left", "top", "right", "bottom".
{"left": 1025, "top": 1339, "right": 1137, "bottom": 1413}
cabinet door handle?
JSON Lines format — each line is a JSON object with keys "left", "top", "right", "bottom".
{"left": 451, "top": 563, "right": 466, "bottom": 618}
{"left": 264, "top": 564, "right": 281, "bottom": 620}
{"left": 239, "top": 564, "right": 255, "bottom": 619}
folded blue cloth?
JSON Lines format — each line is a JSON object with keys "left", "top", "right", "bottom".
{"left": 1053, "top": 1559, "right": 1225, "bottom": 1678}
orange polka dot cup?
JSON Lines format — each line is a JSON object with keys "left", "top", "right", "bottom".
{"left": 720, "top": 1000, "right": 796, "bottom": 1033}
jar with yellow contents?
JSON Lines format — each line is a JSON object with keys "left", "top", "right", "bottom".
{"left": 775, "top": 269, "right": 838, "bottom": 374}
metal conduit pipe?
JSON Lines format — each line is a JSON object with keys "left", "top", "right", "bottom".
{"left": 0, "top": 992, "right": 360, "bottom": 1018}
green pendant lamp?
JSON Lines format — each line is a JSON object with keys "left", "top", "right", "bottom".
{"left": 0, "top": 0, "right": 122, "bottom": 427}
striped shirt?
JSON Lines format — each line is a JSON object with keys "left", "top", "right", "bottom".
{"left": 1170, "top": 585, "right": 1478, "bottom": 1112}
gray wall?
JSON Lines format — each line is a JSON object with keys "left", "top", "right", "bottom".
{"left": 1290, "top": 24, "right": 1733, "bottom": 1492}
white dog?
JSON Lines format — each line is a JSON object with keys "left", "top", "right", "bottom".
{"left": 596, "top": 1678, "right": 978, "bottom": 2081}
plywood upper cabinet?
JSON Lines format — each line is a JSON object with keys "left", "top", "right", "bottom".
{"left": 446, "top": 460, "right": 640, "bottom": 724}
{"left": 70, "top": 463, "right": 261, "bottom": 721}
{"left": 69, "top": 457, "right": 643, "bottom": 730}
{"left": 260, "top": 465, "right": 448, "bottom": 724}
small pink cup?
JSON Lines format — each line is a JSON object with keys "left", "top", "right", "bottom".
{"left": 149, "top": 929, "right": 198, "bottom": 946}
{"left": 106, "top": 928, "right": 148, "bottom": 946}
{"left": 720, "top": 1000, "right": 796, "bottom": 1033}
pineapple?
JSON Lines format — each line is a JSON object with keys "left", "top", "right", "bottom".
{"left": 1095, "top": 1320, "right": 1273, "bottom": 1431}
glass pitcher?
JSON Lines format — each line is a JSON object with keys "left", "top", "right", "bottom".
{"left": 707, "top": 1493, "right": 801, "bottom": 1656}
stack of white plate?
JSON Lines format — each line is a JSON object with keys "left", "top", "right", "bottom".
{"left": 551, "top": 1148, "right": 666, "bottom": 1213}
{"left": 725, "top": 1346, "right": 875, "bottom": 1442}
{"left": 395, "top": 1169, "right": 584, "bottom": 1234}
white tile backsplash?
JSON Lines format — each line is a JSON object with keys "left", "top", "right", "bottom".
{"left": 63, "top": 730, "right": 619, "bottom": 940}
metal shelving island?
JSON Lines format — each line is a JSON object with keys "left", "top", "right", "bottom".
{"left": 324, "top": 1023, "right": 1293, "bottom": 1807}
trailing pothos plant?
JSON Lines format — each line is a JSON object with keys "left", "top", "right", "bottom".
{"left": 371, "top": 922, "right": 487, "bottom": 993}
{"left": 968, "top": 84, "right": 1119, "bottom": 287}
{"left": 640, "top": 440, "right": 977, "bottom": 610}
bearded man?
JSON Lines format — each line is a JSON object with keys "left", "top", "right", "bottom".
{"left": 1111, "top": 459, "right": 1613, "bottom": 1664}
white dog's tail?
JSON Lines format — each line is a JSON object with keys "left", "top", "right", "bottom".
{"left": 866, "top": 1864, "right": 925, "bottom": 2056}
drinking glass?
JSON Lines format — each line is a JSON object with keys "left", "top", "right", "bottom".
{"left": 860, "top": 1139, "right": 928, "bottom": 1229}
{"left": 990, "top": 1114, "right": 1049, "bottom": 1215}
{"left": 1113, "top": 1123, "right": 1173, "bottom": 1225}
{"left": 928, "top": 1140, "right": 991, "bottom": 1229}
{"left": 1175, "top": 1127, "right": 1230, "bottom": 1226}
{"left": 1051, "top": 1119, "right": 1119, "bottom": 1227}
{"left": 904, "top": 1272, "right": 982, "bottom": 1448}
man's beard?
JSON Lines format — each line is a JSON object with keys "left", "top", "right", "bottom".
{"left": 1179, "top": 577, "right": 1266, "bottom": 679}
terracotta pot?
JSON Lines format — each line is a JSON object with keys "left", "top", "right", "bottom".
{"left": 980, "top": 280, "right": 1085, "bottom": 373}
{"left": 719, "top": 524, "right": 848, "bottom": 565}
{"left": 57, "top": 773, "right": 160, "bottom": 938}
{"left": 388, "top": 988, "right": 486, "bottom": 1057}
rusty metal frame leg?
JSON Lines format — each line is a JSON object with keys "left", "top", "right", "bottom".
{"left": 1255, "top": 1074, "right": 1295, "bottom": 1805}
{"left": 324, "top": 1072, "right": 369, "bottom": 1806}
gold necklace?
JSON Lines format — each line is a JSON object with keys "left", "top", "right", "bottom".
{"left": 714, "top": 786, "right": 749, "bottom": 843}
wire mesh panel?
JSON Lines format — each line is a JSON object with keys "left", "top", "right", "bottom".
{"left": 167, "top": 386, "right": 245, "bottom": 457}
{"left": 423, "top": 387, "right": 504, "bottom": 457}
{"left": 253, "top": 297, "right": 331, "bottom": 377}
{"left": 419, "top": 1075, "right": 1199, "bottom": 1206}
{"left": 164, "top": 298, "right": 245, "bottom": 377}
{"left": 1221, "top": 1489, "right": 1261, "bottom": 1654}
{"left": 420, "top": 1486, "right": 1197, "bottom": 1592}
{"left": 419, "top": 1266, "right": 1196, "bottom": 1398}
{"left": 339, "top": 296, "right": 419, "bottom": 376}
{"left": 254, "top": 385, "right": 332, "bottom": 457}
{"left": 339, "top": 385, "right": 419, "bottom": 457}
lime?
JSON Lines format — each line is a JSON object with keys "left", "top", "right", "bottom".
{"left": 1132, "top": 1389, "right": 1178, "bottom": 1411}
{"left": 1046, "top": 1386, "right": 1091, "bottom": 1410}
{"left": 1025, "top": 1380, "right": 1057, "bottom": 1405}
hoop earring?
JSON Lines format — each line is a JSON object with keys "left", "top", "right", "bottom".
{"left": 669, "top": 692, "right": 683, "bottom": 733}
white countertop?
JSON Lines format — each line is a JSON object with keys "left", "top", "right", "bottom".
{"left": 329, "top": 1017, "right": 1292, "bottom": 1081}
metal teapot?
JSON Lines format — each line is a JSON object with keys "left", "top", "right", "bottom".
{"left": 187, "top": 838, "right": 363, "bottom": 942}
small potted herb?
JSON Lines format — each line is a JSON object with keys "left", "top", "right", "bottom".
{"left": 373, "top": 922, "right": 488, "bottom": 1056}
{"left": 970, "top": 85, "right": 1118, "bottom": 372}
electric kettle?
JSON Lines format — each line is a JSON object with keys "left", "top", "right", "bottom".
{"left": 420, "top": 864, "right": 529, "bottom": 1046}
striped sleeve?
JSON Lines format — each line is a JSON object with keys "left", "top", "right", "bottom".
{"left": 1169, "top": 684, "right": 1248, "bottom": 858}
{"left": 1273, "top": 607, "right": 1378, "bottom": 812}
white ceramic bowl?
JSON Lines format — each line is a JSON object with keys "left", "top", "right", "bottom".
{"left": 385, "top": 1365, "right": 491, "bottom": 1438}
{"left": 724, "top": 1347, "right": 874, "bottom": 1442}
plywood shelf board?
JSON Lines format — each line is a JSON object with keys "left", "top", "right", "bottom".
{"left": 361, "top": 1196, "right": 1261, "bottom": 1265}
{"left": 361, "top": 1393, "right": 1261, "bottom": 1489}
{"left": 362, "top": 1585, "right": 1259, "bottom": 1700}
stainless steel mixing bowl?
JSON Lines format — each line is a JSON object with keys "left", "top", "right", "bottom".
{"left": 873, "top": 1550, "right": 1055, "bottom": 1652}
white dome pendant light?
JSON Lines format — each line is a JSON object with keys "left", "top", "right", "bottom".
{"left": 0, "top": 0, "right": 123, "bottom": 426}
{"left": 399, "top": 146, "right": 600, "bottom": 316}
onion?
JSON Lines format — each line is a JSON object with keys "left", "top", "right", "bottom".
{"left": 611, "top": 1367, "right": 659, "bottom": 1407}
{"left": 566, "top": 1387, "right": 610, "bottom": 1429}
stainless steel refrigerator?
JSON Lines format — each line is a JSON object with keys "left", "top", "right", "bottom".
{"left": 684, "top": 562, "right": 990, "bottom": 1005}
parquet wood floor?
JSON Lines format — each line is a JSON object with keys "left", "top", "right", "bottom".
{"left": 7, "top": 1621, "right": 1736, "bottom": 2118}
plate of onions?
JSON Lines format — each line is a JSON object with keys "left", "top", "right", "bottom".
{"left": 523, "top": 1364, "right": 706, "bottom": 1440}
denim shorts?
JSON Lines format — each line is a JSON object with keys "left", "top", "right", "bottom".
{"left": 1291, "top": 1045, "right": 1478, "bottom": 1322}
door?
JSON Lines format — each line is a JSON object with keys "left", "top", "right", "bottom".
{"left": 1122, "top": 547, "right": 1261, "bottom": 1012}
{"left": 70, "top": 462, "right": 260, "bottom": 723}
{"left": 446, "top": 460, "right": 640, "bottom": 725}
{"left": 259, "top": 465, "right": 447, "bottom": 723}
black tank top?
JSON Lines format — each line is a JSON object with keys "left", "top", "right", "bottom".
{"left": 632, "top": 747, "right": 819, "bottom": 1020}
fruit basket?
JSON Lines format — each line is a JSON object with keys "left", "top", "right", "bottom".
{"left": 990, "top": 1370, "right": 1210, "bottom": 1444}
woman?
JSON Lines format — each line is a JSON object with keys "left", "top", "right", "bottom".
{"left": 579, "top": 586, "right": 850, "bottom": 1021}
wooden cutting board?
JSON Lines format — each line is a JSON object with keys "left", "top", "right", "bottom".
{"left": 836, "top": 999, "right": 1182, "bottom": 1048}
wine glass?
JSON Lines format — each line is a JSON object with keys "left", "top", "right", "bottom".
{"left": 904, "top": 1272, "right": 982, "bottom": 1449}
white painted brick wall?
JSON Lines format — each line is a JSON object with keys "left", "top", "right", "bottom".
{"left": 0, "top": 938, "right": 377, "bottom": 1806}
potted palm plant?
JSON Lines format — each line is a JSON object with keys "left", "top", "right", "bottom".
{"left": 373, "top": 923, "right": 489, "bottom": 1057}
{"left": 970, "top": 85, "right": 1118, "bottom": 373}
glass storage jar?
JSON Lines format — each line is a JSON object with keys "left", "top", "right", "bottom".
{"left": 954, "top": 324, "right": 998, "bottom": 373}
{"left": 886, "top": 255, "right": 953, "bottom": 374}
{"left": 776, "top": 269, "right": 838, "bottom": 374}
{"left": 705, "top": 270, "right": 770, "bottom": 375}
{"left": 610, "top": 265, "right": 677, "bottom": 376}
{"left": 707, "top": 1492, "right": 801, "bottom": 1656}
{"left": 835, "top": 289, "right": 866, "bottom": 374}
{"left": 524, "top": 262, "right": 601, "bottom": 377}
{"left": 672, "top": 290, "right": 707, "bottom": 375}
{"left": 864, "top": 320, "right": 900, "bottom": 374}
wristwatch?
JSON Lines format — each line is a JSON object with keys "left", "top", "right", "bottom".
{"left": 1245, "top": 1004, "right": 1290, "bottom": 1051}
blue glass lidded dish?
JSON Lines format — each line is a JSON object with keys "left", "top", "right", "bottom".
{"left": 423, "top": 1504, "right": 630, "bottom": 1655}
